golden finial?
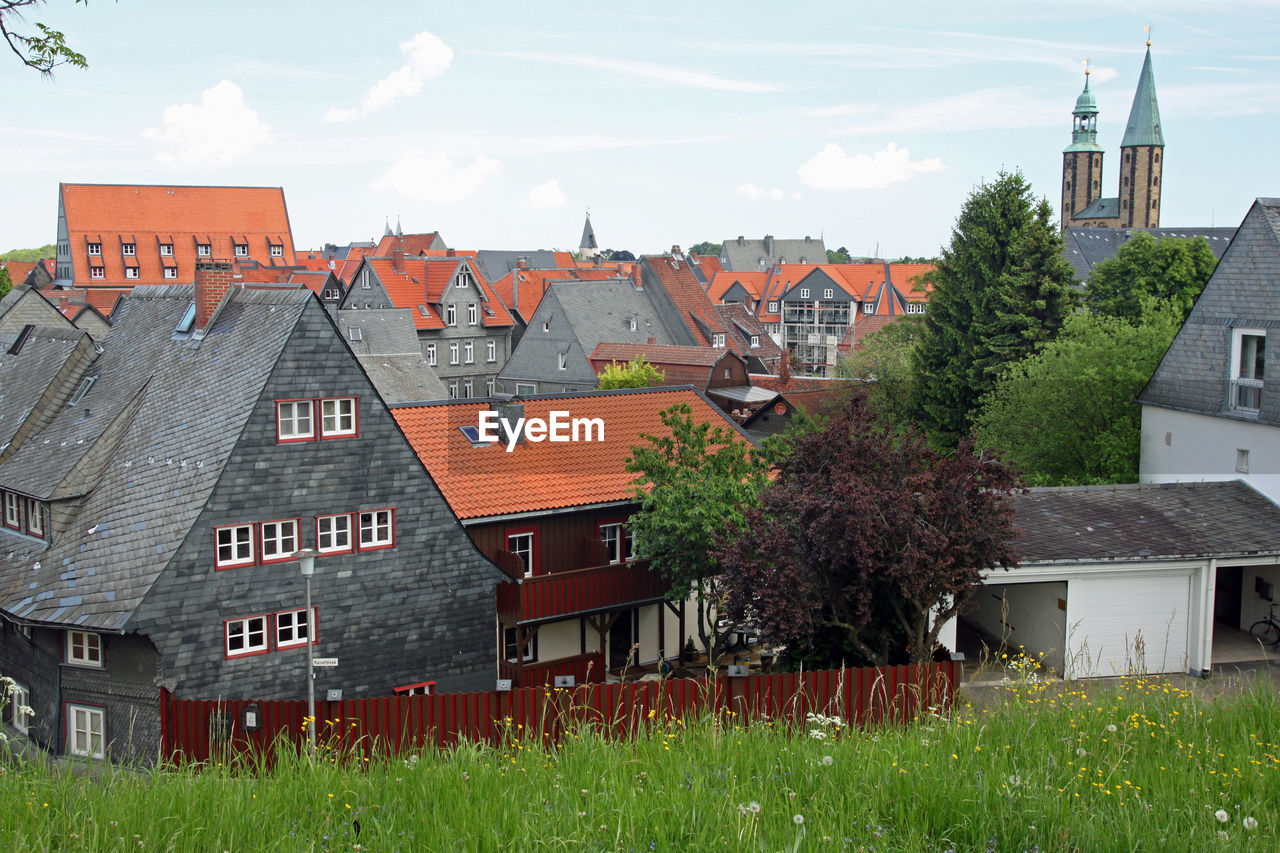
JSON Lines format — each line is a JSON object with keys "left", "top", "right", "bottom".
{"left": 1145, "top": 24, "right": 1152, "bottom": 47}
{"left": 1083, "top": 58, "right": 1091, "bottom": 77}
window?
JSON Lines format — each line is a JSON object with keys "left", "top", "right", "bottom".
{"left": 89, "top": 267, "right": 104, "bottom": 280}
{"left": 320, "top": 397, "right": 357, "bottom": 438}
{"left": 598, "top": 522, "right": 633, "bottom": 564}
{"left": 486, "top": 378, "right": 496, "bottom": 396}
{"left": 225, "top": 615, "right": 268, "bottom": 657}
{"left": 159, "top": 243, "right": 173, "bottom": 257}
{"left": 234, "top": 243, "right": 249, "bottom": 258}
{"left": 514, "top": 383, "right": 536, "bottom": 395}
{"left": 66, "top": 704, "right": 105, "bottom": 759}
{"left": 463, "top": 341, "right": 474, "bottom": 364}
{"left": 426, "top": 343, "right": 436, "bottom": 366}
{"left": 66, "top": 630, "right": 102, "bottom": 667}
{"left": 506, "top": 529, "right": 536, "bottom": 577}
{"left": 463, "top": 379, "right": 473, "bottom": 398}
{"left": 863, "top": 302, "right": 874, "bottom": 314}
{"left": 316, "top": 514, "right": 353, "bottom": 554}
{"left": 87, "top": 242, "right": 102, "bottom": 256}
{"left": 448, "top": 380, "right": 458, "bottom": 399}
{"left": 543, "top": 320, "right": 550, "bottom": 333}
{"left": 1236, "top": 448, "right": 1251, "bottom": 474}
{"left": 1231, "top": 329, "right": 1266, "bottom": 413}
{"left": 504, "top": 627, "right": 537, "bottom": 662}
{"left": 629, "top": 317, "right": 637, "bottom": 331}
{"left": 468, "top": 304, "right": 478, "bottom": 325}
{"left": 260, "top": 519, "right": 299, "bottom": 563}
{"left": 125, "top": 267, "right": 139, "bottom": 280}
{"left": 486, "top": 339, "right": 496, "bottom": 362}
{"left": 277, "top": 400, "right": 315, "bottom": 442}
{"left": 750, "top": 335, "right": 760, "bottom": 348}
{"left": 25, "top": 499, "right": 43, "bottom": 538}
{"left": 824, "top": 288, "right": 834, "bottom": 299}
{"left": 9, "top": 680, "right": 31, "bottom": 735}
{"left": 3, "top": 493, "right": 20, "bottom": 529}
{"left": 712, "top": 334, "right": 726, "bottom": 347}
{"left": 163, "top": 267, "right": 178, "bottom": 280}
{"left": 558, "top": 352, "right": 567, "bottom": 370}
{"left": 197, "top": 243, "right": 211, "bottom": 257}
{"left": 456, "top": 271, "right": 470, "bottom": 288}
{"left": 270, "top": 244, "right": 283, "bottom": 258}
{"left": 800, "top": 288, "right": 810, "bottom": 299}
{"left": 215, "top": 523, "right": 255, "bottom": 569}
{"left": 449, "top": 342, "right": 460, "bottom": 365}
{"left": 358, "top": 509, "right": 394, "bottom": 550}
{"left": 446, "top": 304, "right": 456, "bottom": 326}
{"left": 275, "top": 608, "right": 314, "bottom": 649}
{"left": 122, "top": 243, "right": 135, "bottom": 257}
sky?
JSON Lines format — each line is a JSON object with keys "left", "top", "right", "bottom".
{"left": 2, "top": 0, "right": 1279, "bottom": 259}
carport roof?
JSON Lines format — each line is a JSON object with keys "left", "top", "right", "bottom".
{"left": 1013, "top": 481, "right": 1280, "bottom": 564}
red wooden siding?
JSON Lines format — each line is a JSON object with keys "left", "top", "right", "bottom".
{"left": 160, "top": 662, "right": 956, "bottom": 764}
{"left": 496, "top": 559, "right": 670, "bottom": 624}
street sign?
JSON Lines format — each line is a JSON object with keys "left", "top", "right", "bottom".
{"left": 311, "top": 657, "right": 339, "bottom": 667}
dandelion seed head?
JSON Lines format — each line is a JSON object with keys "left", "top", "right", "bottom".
{"left": 1243, "top": 816, "right": 1257, "bottom": 831}
{"left": 793, "top": 814, "right": 805, "bottom": 825}
{"left": 1215, "top": 809, "right": 1230, "bottom": 823}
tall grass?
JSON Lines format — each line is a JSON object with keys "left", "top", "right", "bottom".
{"left": 1, "top": 673, "right": 1277, "bottom": 851}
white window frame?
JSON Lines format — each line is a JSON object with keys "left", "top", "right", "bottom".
{"left": 446, "top": 304, "right": 456, "bottom": 326}
{"left": 121, "top": 242, "right": 136, "bottom": 257}
{"left": 225, "top": 615, "right": 268, "bottom": 658}
{"left": 66, "top": 703, "right": 105, "bottom": 759}
{"left": 234, "top": 243, "right": 249, "bottom": 258}
{"left": 506, "top": 531, "right": 535, "bottom": 577}
{"left": 89, "top": 267, "right": 104, "bottom": 280}
{"left": 3, "top": 492, "right": 20, "bottom": 528}
{"left": 768, "top": 301, "right": 778, "bottom": 313}
{"left": 468, "top": 304, "right": 478, "bottom": 325}
{"left": 800, "top": 288, "right": 810, "bottom": 299}
{"left": 270, "top": 244, "right": 284, "bottom": 258}
{"left": 163, "top": 267, "right": 178, "bottom": 280}
{"left": 260, "top": 519, "right": 299, "bottom": 563}
{"left": 1230, "top": 328, "right": 1266, "bottom": 413}
{"left": 159, "top": 243, "right": 173, "bottom": 257}
{"left": 197, "top": 243, "right": 211, "bottom": 257}
{"left": 9, "top": 680, "right": 32, "bottom": 735}
{"left": 320, "top": 397, "right": 357, "bottom": 438}
{"left": 316, "top": 513, "right": 353, "bottom": 555}
{"left": 515, "top": 383, "right": 536, "bottom": 396}
{"left": 713, "top": 334, "right": 726, "bottom": 347}
{"left": 486, "top": 378, "right": 496, "bottom": 396}
{"left": 558, "top": 352, "right": 567, "bottom": 370}
{"left": 448, "top": 380, "right": 458, "bottom": 399}
{"left": 463, "top": 378, "right": 473, "bottom": 398}
{"left": 599, "top": 522, "right": 631, "bottom": 564}
{"left": 66, "top": 630, "right": 103, "bottom": 668}
{"left": 750, "top": 335, "right": 760, "bottom": 348}
{"left": 426, "top": 343, "right": 437, "bottom": 366}
{"left": 25, "top": 498, "right": 43, "bottom": 538}
{"left": 863, "top": 302, "right": 874, "bottom": 314}
{"left": 359, "top": 509, "right": 394, "bottom": 550}
{"left": 275, "top": 607, "right": 314, "bottom": 650}
{"left": 456, "top": 271, "right": 470, "bottom": 289}
{"left": 277, "top": 400, "right": 315, "bottom": 442}
{"left": 87, "top": 242, "right": 102, "bottom": 256}
{"left": 504, "top": 626, "right": 537, "bottom": 662}
{"left": 486, "top": 339, "right": 496, "bottom": 363}
{"left": 449, "top": 342, "right": 460, "bottom": 365}
{"left": 464, "top": 341, "right": 474, "bottom": 364}
{"left": 824, "top": 288, "right": 834, "bottom": 299}
{"left": 215, "top": 523, "right": 255, "bottom": 569}
{"left": 124, "top": 267, "right": 139, "bottom": 280}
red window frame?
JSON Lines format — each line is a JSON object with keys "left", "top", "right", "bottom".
{"left": 358, "top": 508, "right": 395, "bottom": 552}
{"left": 66, "top": 630, "right": 103, "bottom": 668}
{"left": 319, "top": 397, "right": 359, "bottom": 439}
{"left": 275, "top": 399, "right": 316, "bottom": 443}
{"left": 214, "top": 523, "right": 256, "bottom": 570}
{"left": 504, "top": 525, "right": 538, "bottom": 577}
{"left": 315, "top": 513, "right": 354, "bottom": 555}
{"left": 25, "top": 498, "right": 44, "bottom": 539}
{"left": 259, "top": 518, "right": 300, "bottom": 564}
{"left": 224, "top": 614, "right": 271, "bottom": 659}
{"left": 274, "top": 606, "right": 318, "bottom": 650}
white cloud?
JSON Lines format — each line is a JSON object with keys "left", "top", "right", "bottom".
{"left": 142, "top": 81, "right": 270, "bottom": 167}
{"left": 373, "top": 152, "right": 500, "bottom": 203}
{"left": 480, "top": 50, "right": 777, "bottom": 92}
{"left": 527, "top": 179, "right": 566, "bottom": 208}
{"left": 797, "top": 143, "right": 942, "bottom": 191}
{"left": 735, "top": 182, "right": 784, "bottom": 201}
{"left": 325, "top": 31, "right": 453, "bottom": 122}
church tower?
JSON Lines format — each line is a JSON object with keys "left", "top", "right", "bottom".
{"left": 1118, "top": 43, "right": 1164, "bottom": 227}
{"left": 1061, "top": 67, "right": 1104, "bottom": 229}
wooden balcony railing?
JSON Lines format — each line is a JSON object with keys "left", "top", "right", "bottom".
{"left": 498, "top": 651, "right": 605, "bottom": 688}
{"left": 496, "top": 559, "right": 670, "bottom": 624}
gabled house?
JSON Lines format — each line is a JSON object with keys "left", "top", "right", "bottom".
{"left": 390, "top": 387, "right": 753, "bottom": 686}
{"left": 717, "top": 303, "right": 784, "bottom": 374}
{"left": 54, "top": 183, "right": 297, "bottom": 287}
{"left": 588, "top": 343, "right": 749, "bottom": 395}
{"left": 719, "top": 235, "right": 826, "bottom": 271}
{"left": 639, "top": 253, "right": 732, "bottom": 348}
{"left": 1138, "top": 198, "right": 1280, "bottom": 504}
{"left": 0, "top": 266, "right": 503, "bottom": 761}
{"left": 1, "top": 259, "right": 54, "bottom": 290}
{"left": 489, "top": 264, "right": 638, "bottom": 347}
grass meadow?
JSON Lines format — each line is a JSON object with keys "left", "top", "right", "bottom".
{"left": 1, "top": 669, "right": 1278, "bottom": 852}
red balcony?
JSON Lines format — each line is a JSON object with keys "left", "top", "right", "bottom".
{"left": 498, "top": 651, "right": 605, "bottom": 687}
{"left": 496, "top": 559, "right": 671, "bottom": 624}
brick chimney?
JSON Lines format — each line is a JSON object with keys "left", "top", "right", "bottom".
{"left": 392, "top": 246, "right": 405, "bottom": 274}
{"left": 516, "top": 256, "right": 528, "bottom": 270}
{"left": 779, "top": 349, "right": 791, "bottom": 385}
{"left": 194, "top": 259, "right": 237, "bottom": 330}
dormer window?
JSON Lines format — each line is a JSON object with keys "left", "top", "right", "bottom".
{"left": 234, "top": 243, "right": 248, "bottom": 258}
{"left": 122, "top": 242, "right": 136, "bottom": 256}
{"left": 713, "top": 334, "right": 726, "bottom": 348}
{"left": 768, "top": 301, "right": 778, "bottom": 313}
{"left": 750, "top": 335, "right": 760, "bottom": 348}
{"left": 125, "top": 268, "right": 139, "bottom": 279}
{"left": 159, "top": 243, "right": 173, "bottom": 257}
{"left": 456, "top": 271, "right": 470, "bottom": 288}
{"left": 824, "top": 288, "right": 834, "bottom": 299}
{"left": 89, "top": 268, "right": 104, "bottom": 280}
{"left": 863, "top": 302, "right": 874, "bottom": 314}
{"left": 1231, "top": 329, "right": 1265, "bottom": 413}
{"left": 270, "top": 244, "right": 283, "bottom": 258}
{"left": 197, "top": 243, "right": 211, "bottom": 257}
{"left": 164, "top": 267, "right": 178, "bottom": 280}
{"left": 87, "top": 242, "right": 101, "bottom": 256}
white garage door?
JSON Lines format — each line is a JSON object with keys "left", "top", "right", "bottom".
{"left": 1065, "top": 573, "right": 1192, "bottom": 678}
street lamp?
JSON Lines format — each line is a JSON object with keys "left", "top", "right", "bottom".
{"left": 297, "top": 548, "right": 317, "bottom": 758}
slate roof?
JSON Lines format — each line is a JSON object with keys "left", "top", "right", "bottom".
{"left": 1062, "top": 226, "right": 1236, "bottom": 282}
{"left": 490, "top": 268, "right": 633, "bottom": 325}
{"left": 719, "top": 235, "right": 826, "bottom": 272}
{"left": 0, "top": 326, "right": 93, "bottom": 454}
{"left": 472, "top": 250, "right": 565, "bottom": 285}
{"left": 580, "top": 215, "right": 598, "bottom": 251}
{"left": 1075, "top": 197, "right": 1121, "bottom": 221}
{"left": 1011, "top": 481, "right": 1280, "bottom": 563}
{"left": 390, "top": 387, "right": 752, "bottom": 520}
{"left": 1138, "top": 198, "right": 1280, "bottom": 424}
{"left": 335, "top": 309, "right": 448, "bottom": 404}
{"left": 0, "top": 286, "right": 312, "bottom": 630}
{"left": 717, "top": 303, "right": 784, "bottom": 365}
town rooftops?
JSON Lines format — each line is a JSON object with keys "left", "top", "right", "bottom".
{"left": 390, "top": 386, "right": 753, "bottom": 520}
{"left": 1061, "top": 226, "right": 1235, "bottom": 282}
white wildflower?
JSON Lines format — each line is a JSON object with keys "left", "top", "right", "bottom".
{"left": 1106, "top": 724, "right": 1117, "bottom": 733}
{"left": 1243, "top": 817, "right": 1257, "bottom": 831}
{"left": 1215, "top": 809, "right": 1229, "bottom": 823}
{"left": 748, "top": 801, "right": 761, "bottom": 814}
{"left": 821, "top": 755, "right": 834, "bottom": 766}
{"left": 793, "top": 814, "right": 805, "bottom": 825}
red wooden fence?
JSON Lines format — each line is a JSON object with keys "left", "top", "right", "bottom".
{"left": 160, "top": 661, "right": 956, "bottom": 764}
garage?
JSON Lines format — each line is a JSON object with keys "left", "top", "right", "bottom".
{"left": 1063, "top": 572, "right": 1191, "bottom": 679}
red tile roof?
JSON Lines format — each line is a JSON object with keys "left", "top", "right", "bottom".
{"left": 641, "top": 256, "right": 729, "bottom": 347}
{"left": 374, "top": 232, "right": 447, "bottom": 257}
{"left": 589, "top": 344, "right": 747, "bottom": 387}
{"left": 1, "top": 260, "right": 40, "bottom": 285}
{"left": 391, "top": 388, "right": 751, "bottom": 519}
{"left": 491, "top": 267, "right": 635, "bottom": 324}
{"left": 359, "top": 256, "right": 514, "bottom": 330}
{"left": 707, "top": 270, "right": 769, "bottom": 305}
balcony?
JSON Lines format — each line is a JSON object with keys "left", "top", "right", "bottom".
{"left": 496, "top": 553, "right": 671, "bottom": 625}
{"left": 1231, "top": 378, "right": 1263, "bottom": 414}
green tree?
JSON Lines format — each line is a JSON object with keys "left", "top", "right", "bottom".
{"left": 1084, "top": 232, "right": 1218, "bottom": 323}
{"left": 912, "top": 170, "right": 1076, "bottom": 447}
{"left": 596, "top": 357, "right": 665, "bottom": 389}
{"left": 687, "top": 241, "right": 721, "bottom": 257}
{"left": 2, "top": 0, "right": 89, "bottom": 73}
{"left": 973, "top": 304, "right": 1182, "bottom": 486}
{"left": 0, "top": 266, "right": 12, "bottom": 298}
{"left": 837, "top": 315, "right": 922, "bottom": 430}
{"left": 0, "top": 244, "right": 56, "bottom": 262}
{"left": 826, "top": 246, "right": 851, "bottom": 264}
{"left": 626, "top": 404, "right": 767, "bottom": 668}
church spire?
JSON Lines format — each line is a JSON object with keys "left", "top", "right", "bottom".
{"left": 1065, "top": 63, "right": 1102, "bottom": 153}
{"left": 1121, "top": 44, "right": 1163, "bottom": 148}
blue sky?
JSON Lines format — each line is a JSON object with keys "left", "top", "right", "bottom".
{"left": 3, "top": 1, "right": 1279, "bottom": 258}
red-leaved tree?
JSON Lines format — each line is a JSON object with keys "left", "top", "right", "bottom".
{"left": 718, "top": 394, "right": 1020, "bottom": 666}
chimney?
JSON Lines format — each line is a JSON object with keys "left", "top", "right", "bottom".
{"left": 516, "top": 256, "right": 528, "bottom": 270}
{"left": 737, "top": 235, "right": 745, "bottom": 247}
{"left": 494, "top": 401, "right": 526, "bottom": 445}
{"left": 446, "top": 248, "right": 456, "bottom": 257}
{"left": 392, "top": 247, "right": 404, "bottom": 273}
{"left": 763, "top": 235, "right": 774, "bottom": 257}
{"left": 779, "top": 350, "right": 791, "bottom": 385}
{"left": 670, "top": 245, "right": 683, "bottom": 257}
{"left": 194, "top": 259, "right": 237, "bottom": 331}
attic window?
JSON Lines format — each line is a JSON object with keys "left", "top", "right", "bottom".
{"left": 824, "top": 288, "right": 834, "bottom": 299}
{"left": 164, "top": 268, "right": 178, "bottom": 280}
{"left": 175, "top": 302, "right": 197, "bottom": 334}
{"left": 629, "top": 317, "right": 637, "bottom": 331}
{"left": 270, "top": 244, "right": 283, "bottom": 258}
{"left": 159, "top": 243, "right": 173, "bottom": 257}
{"left": 234, "top": 243, "right": 249, "bottom": 258}
{"left": 122, "top": 242, "right": 136, "bottom": 257}
{"left": 349, "top": 327, "right": 364, "bottom": 342}
{"left": 863, "top": 302, "right": 874, "bottom": 314}
{"left": 750, "top": 335, "right": 760, "bottom": 348}
{"left": 69, "top": 375, "right": 97, "bottom": 406}
{"left": 87, "top": 242, "right": 101, "bottom": 256}
{"left": 418, "top": 304, "right": 431, "bottom": 318}
{"left": 197, "top": 243, "right": 211, "bottom": 257}
{"left": 125, "top": 268, "right": 139, "bottom": 280}
{"left": 768, "top": 301, "right": 778, "bottom": 313}
{"left": 90, "top": 268, "right": 104, "bottom": 280}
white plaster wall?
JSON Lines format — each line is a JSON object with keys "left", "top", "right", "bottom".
{"left": 1241, "top": 565, "right": 1280, "bottom": 629}
{"left": 966, "top": 582, "right": 1067, "bottom": 674}
{"left": 1140, "top": 407, "right": 1280, "bottom": 504}
{"left": 537, "top": 619, "right": 582, "bottom": 662}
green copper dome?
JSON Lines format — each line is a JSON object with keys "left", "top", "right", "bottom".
{"left": 1073, "top": 77, "right": 1099, "bottom": 116}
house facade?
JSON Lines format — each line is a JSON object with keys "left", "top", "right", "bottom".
{"left": 0, "top": 269, "right": 503, "bottom": 762}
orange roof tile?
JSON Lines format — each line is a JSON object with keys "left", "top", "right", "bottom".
{"left": 491, "top": 268, "right": 635, "bottom": 324}
{"left": 374, "top": 232, "right": 447, "bottom": 257}
{"left": 1, "top": 260, "right": 39, "bottom": 284}
{"left": 391, "top": 387, "right": 752, "bottom": 519}
{"left": 642, "top": 256, "right": 729, "bottom": 347}
{"left": 707, "top": 270, "right": 769, "bottom": 305}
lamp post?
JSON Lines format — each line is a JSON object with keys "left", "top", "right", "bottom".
{"left": 297, "top": 548, "right": 317, "bottom": 758}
